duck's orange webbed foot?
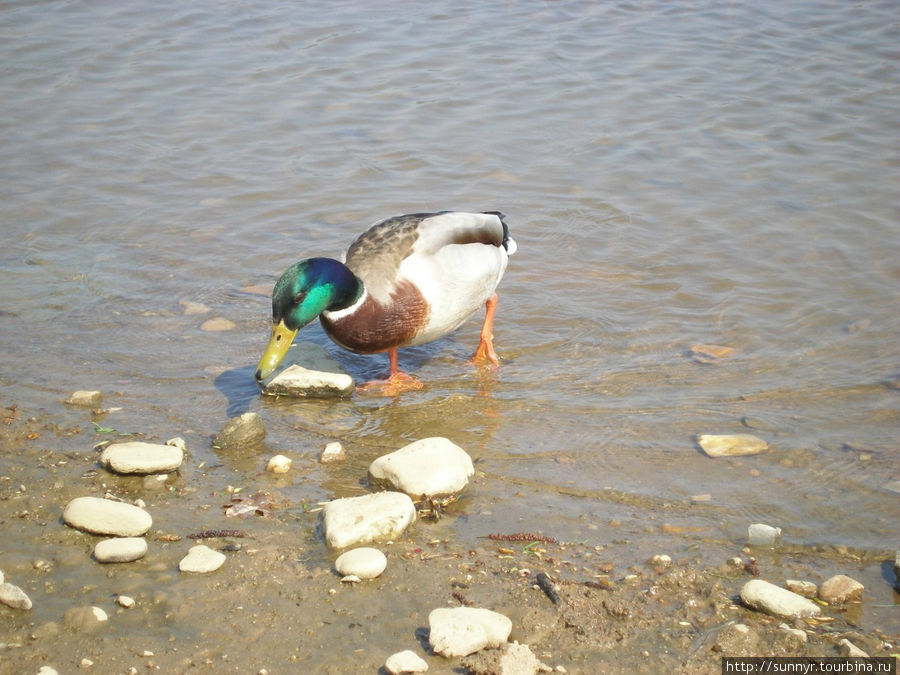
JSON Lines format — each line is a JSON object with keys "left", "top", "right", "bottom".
{"left": 355, "top": 349, "right": 425, "bottom": 396}
{"left": 470, "top": 293, "right": 501, "bottom": 369}
{"left": 356, "top": 371, "right": 424, "bottom": 396}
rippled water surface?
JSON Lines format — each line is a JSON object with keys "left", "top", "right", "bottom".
{"left": 2, "top": 0, "right": 898, "bottom": 639}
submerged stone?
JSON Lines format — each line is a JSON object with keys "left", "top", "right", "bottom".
{"left": 213, "top": 412, "right": 266, "bottom": 449}
{"left": 66, "top": 390, "right": 101, "bottom": 407}
{"left": 63, "top": 606, "right": 108, "bottom": 632}
{"left": 747, "top": 523, "right": 782, "bottom": 546}
{"left": 697, "top": 433, "right": 768, "bottom": 457}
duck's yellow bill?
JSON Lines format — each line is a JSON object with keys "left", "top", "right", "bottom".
{"left": 254, "top": 320, "right": 298, "bottom": 382}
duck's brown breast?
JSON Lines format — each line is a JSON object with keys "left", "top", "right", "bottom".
{"left": 320, "top": 279, "right": 430, "bottom": 354}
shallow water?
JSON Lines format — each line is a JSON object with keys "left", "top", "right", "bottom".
{"left": 2, "top": 0, "right": 898, "bottom": 655}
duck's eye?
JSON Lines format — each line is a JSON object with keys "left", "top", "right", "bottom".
{"left": 292, "top": 292, "right": 306, "bottom": 305}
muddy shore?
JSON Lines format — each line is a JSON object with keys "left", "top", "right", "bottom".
{"left": 1, "top": 405, "right": 897, "bottom": 674}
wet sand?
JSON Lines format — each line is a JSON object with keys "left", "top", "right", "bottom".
{"left": 1, "top": 404, "right": 897, "bottom": 674}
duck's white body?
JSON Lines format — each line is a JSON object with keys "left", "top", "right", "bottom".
{"left": 321, "top": 211, "right": 516, "bottom": 353}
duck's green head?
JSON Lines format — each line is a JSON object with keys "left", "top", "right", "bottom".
{"left": 254, "top": 258, "right": 361, "bottom": 382}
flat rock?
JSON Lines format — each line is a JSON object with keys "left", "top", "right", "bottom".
{"left": 819, "top": 574, "right": 864, "bottom": 604}
{"left": 697, "top": 433, "right": 768, "bottom": 457}
{"left": 747, "top": 523, "right": 781, "bottom": 546}
{"left": 428, "top": 607, "right": 513, "bottom": 658}
{"left": 740, "top": 579, "right": 821, "bottom": 619}
{"left": 263, "top": 364, "right": 354, "bottom": 398}
{"left": 213, "top": 412, "right": 266, "bottom": 449}
{"left": 0, "top": 582, "right": 33, "bottom": 610}
{"left": 179, "top": 544, "right": 226, "bottom": 573}
{"left": 368, "top": 437, "right": 474, "bottom": 499}
{"left": 260, "top": 342, "right": 354, "bottom": 397}
{"left": 334, "top": 547, "right": 387, "bottom": 579}
{"left": 63, "top": 606, "right": 108, "bottom": 632}
{"left": 63, "top": 497, "right": 152, "bottom": 537}
{"left": 320, "top": 492, "right": 416, "bottom": 549}
{"left": 385, "top": 649, "right": 429, "bottom": 674}
{"left": 100, "top": 441, "right": 183, "bottom": 475}
{"left": 93, "top": 537, "right": 148, "bottom": 563}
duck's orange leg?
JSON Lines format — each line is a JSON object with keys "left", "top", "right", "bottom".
{"left": 471, "top": 293, "right": 501, "bottom": 368}
{"left": 356, "top": 348, "right": 424, "bottom": 396}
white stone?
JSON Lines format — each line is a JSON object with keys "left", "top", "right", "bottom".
{"left": 266, "top": 454, "right": 292, "bottom": 474}
{"left": 320, "top": 441, "right": 347, "bottom": 463}
{"left": 179, "top": 544, "right": 226, "bottom": 573}
{"left": 0, "top": 568, "right": 4, "bottom": 583}
{"left": 37, "top": 667, "right": 59, "bottom": 675}
{"left": 0, "top": 582, "right": 32, "bottom": 610}
{"left": 748, "top": 523, "right": 782, "bottom": 546}
{"left": 93, "top": 537, "right": 148, "bottom": 563}
{"left": 649, "top": 554, "right": 672, "bottom": 567}
{"left": 100, "top": 441, "right": 183, "bottom": 475}
{"left": 740, "top": 579, "right": 821, "bottom": 619}
{"left": 117, "top": 595, "right": 136, "bottom": 608}
{"left": 385, "top": 649, "right": 429, "bottom": 674}
{"left": 321, "top": 492, "right": 416, "bottom": 549}
{"left": 428, "top": 607, "right": 513, "bottom": 657}
{"left": 697, "top": 433, "right": 768, "bottom": 457}
{"left": 63, "top": 497, "right": 152, "bottom": 536}
{"left": 262, "top": 345, "right": 355, "bottom": 398}
{"left": 334, "top": 547, "right": 387, "bottom": 579}
{"left": 368, "top": 437, "right": 474, "bottom": 499}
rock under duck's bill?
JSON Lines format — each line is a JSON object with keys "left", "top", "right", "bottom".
{"left": 255, "top": 320, "right": 298, "bottom": 382}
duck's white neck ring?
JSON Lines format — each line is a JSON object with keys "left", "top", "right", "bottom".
{"left": 323, "top": 288, "right": 368, "bottom": 321}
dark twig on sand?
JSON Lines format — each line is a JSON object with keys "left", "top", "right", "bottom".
{"left": 188, "top": 529, "right": 247, "bottom": 540}
{"left": 535, "top": 571, "right": 561, "bottom": 605}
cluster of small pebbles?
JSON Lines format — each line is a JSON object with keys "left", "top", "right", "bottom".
{"left": 212, "top": 384, "right": 526, "bottom": 672}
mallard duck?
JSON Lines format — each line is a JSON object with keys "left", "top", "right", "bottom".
{"left": 254, "top": 211, "right": 516, "bottom": 391}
